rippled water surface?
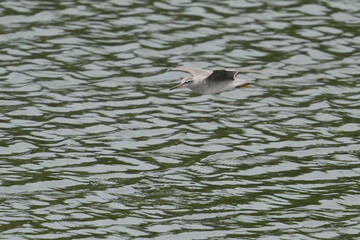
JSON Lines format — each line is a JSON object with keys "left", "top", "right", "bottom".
{"left": 1, "top": 0, "right": 360, "bottom": 239}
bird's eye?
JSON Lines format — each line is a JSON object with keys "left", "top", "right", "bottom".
{"left": 185, "top": 79, "right": 192, "bottom": 83}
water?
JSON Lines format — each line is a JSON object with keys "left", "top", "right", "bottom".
{"left": 0, "top": 0, "right": 359, "bottom": 239}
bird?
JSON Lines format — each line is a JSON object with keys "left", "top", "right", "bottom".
{"left": 168, "top": 67, "right": 261, "bottom": 94}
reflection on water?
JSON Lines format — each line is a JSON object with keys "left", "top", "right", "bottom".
{"left": 0, "top": 0, "right": 359, "bottom": 239}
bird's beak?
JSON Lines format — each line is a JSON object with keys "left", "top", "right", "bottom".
{"left": 169, "top": 82, "right": 184, "bottom": 91}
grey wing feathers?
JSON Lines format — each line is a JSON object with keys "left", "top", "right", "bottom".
{"left": 206, "top": 69, "right": 237, "bottom": 81}
{"left": 207, "top": 68, "right": 262, "bottom": 81}
{"left": 224, "top": 68, "right": 262, "bottom": 73}
{"left": 167, "top": 67, "right": 212, "bottom": 77}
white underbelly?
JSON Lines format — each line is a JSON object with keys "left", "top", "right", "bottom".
{"left": 195, "top": 81, "right": 239, "bottom": 94}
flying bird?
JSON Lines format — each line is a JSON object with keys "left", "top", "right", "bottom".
{"left": 169, "top": 67, "right": 260, "bottom": 94}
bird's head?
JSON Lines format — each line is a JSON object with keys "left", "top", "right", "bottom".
{"left": 170, "top": 77, "right": 194, "bottom": 90}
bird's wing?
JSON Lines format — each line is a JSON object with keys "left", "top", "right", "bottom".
{"left": 223, "top": 68, "right": 262, "bottom": 74}
{"left": 206, "top": 69, "right": 238, "bottom": 82}
{"left": 206, "top": 68, "right": 262, "bottom": 81}
{"left": 167, "top": 67, "right": 212, "bottom": 77}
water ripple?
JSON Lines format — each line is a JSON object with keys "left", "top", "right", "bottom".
{"left": 0, "top": 0, "right": 359, "bottom": 239}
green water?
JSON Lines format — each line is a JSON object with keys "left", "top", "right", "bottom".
{"left": 0, "top": 0, "right": 359, "bottom": 239}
